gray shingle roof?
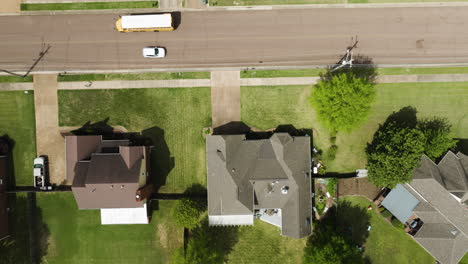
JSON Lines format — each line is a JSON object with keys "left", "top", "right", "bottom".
{"left": 403, "top": 151, "right": 468, "bottom": 264}
{"left": 206, "top": 133, "right": 312, "bottom": 239}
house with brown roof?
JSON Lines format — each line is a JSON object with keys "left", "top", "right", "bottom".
{"left": 66, "top": 135, "right": 152, "bottom": 225}
{"left": 381, "top": 151, "right": 468, "bottom": 264}
{"left": 206, "top": 133, "right": 312, "bottom": 239}
{"left": 0, "top": 155, "right": 9, "bottom": 241}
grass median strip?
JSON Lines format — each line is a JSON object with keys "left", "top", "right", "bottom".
{"left": 21, "top": 1, "right": 158, "bottom": 11}
{"left": 241, "top": 67, "right": 468, "bottom": 78}
{"left": 58, "top": 72, "right": 210, "bottom": 82}
{"left": 0, "top": 76, "right": 33, "bottom": 83}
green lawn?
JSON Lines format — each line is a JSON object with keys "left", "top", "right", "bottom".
{"left": 0, "top": 76, "right": 33, "bottom": 83}
{"left": 226, "top": 220, "right": 307, "bottom": 264}
{"left": 0, "top": 91, "right": 36, "bottom": 186}
{"left": 58, "top": 72, "right": 210, "bottom": 82}
{"left": 460, "top": 253, "right": 468, "bottom": 264}
{"left": 330, "top": 82, "right": 468, "bottom": 172}
{"left": 241, "top": 67, "right": 468, "bottom": 78}
{"left": 21, "top": 1, "right": 158, "bottom": 11}
{"left": 242, "top": 83, "right": 468, "bottom": 173}
{"left": 338, "top": 196, "right": 434, "bottom": 264}
{"left": 241, "top": 85, "right": 331, "bottom": 154}
{"left": 36, "top": 193, "right": 181, "bottom": 263}
{"left": 58, "top": 87, "right": 211, "bottom": 193}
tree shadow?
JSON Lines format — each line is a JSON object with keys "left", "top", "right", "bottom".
{"left": 0, "top": 135, "right": 16, "bottom": 189}
{"left": 185, "top": 217, "right": 239, "bottom": 263}
{"left": 27, "top": 193, "right": 50, "bottom": 264}
{"left": 323, "top": 54, "right": 377, "bottom": 84}
{"left": 336, "top": 200, "right": 371, "bottom": 245}
{"left": 366, "top": 106, "right": 418, "bottom": 154}
{"left": 0, "top": 193, "right": 50, "bottom": 264}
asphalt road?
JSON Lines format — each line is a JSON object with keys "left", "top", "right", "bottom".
{"left": 1, "top": 7, "right": 468, "bottom": 72}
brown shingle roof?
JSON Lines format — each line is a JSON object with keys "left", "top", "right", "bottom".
{"left": 66, "top": 135, "right": 148, "bottom": 210}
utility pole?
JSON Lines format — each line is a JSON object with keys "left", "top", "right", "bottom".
{"left": 331, "top": 37, "right": 359, "bottom": 72}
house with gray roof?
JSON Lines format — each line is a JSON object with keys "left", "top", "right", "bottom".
{"left": 206, "top": 133, "right": 312, "bottom": 239}
{"left": 381, "top": 151, "right": 468, "bottom": 264}
{"left": 65, "top": 135, "right": 152, "bottom": 225}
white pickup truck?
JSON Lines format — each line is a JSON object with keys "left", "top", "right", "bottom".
{"left": 33, "top": 157, "right": 46, "bottom": 189}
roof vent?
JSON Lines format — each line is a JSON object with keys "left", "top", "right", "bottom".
{"left": 231, "top": 168, "right": 236, "bottom": 172}
{"left": 450, "top": 229, "right": 459, "bottom": 236}
{"left": 121, "top": 185, "right": 125, "bottom": 189}
{"left": 110, "top": 185, "right": 114, "bottom": 189}
{"left": 281, "top": 186, "right": 289, "bottom": 194}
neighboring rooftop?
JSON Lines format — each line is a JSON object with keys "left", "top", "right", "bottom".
{"left": 382, "top": 151, "right": 468, "bottom": 264}
{"left": 65, "top": 135, "right": 150, "bottom": 212}
{"left": 206, "top": 133, "right": 312, "bottom": 239}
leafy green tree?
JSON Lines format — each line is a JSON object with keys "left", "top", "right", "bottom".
{"left": 418, "top": 117, "right": 458, "bottom": 160}
{"left": 303, "top": 224, "right": 363, "bottom": 264}
{"left": 366, "top": 122, "right": 426, "bottom": 187}
{"left": 172, "top": 198, "right": 206, "bottom": 229}
{"left": 310, "top": 72, "right": 375, "bottom": 133}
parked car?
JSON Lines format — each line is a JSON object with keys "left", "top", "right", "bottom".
{"left": 142, "top": 46, "right": 166, "bottom": 58}
{"left": 33, "top": 157, "right": 46, "bottom": 189}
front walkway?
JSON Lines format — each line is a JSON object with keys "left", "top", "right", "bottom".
{"left": 33, "top": 74, "right": 66, "bottom": 185}
{"left": 210, "top": 71, "right": 240, "bottom": 128}
{"left": 0, "top": 0, "right": 20, "bottom": 13}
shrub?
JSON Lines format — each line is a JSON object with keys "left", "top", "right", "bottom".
{"left": 326, "top": 178, "right": 337, "bottom": 196}
{"left": 391, "top": 217, "right": 405, "bottom": 229}
{"left": 327, "top": 145, "right": 338, "bottom": 161}
{"left": 330, "top": 136, "right": 337, "bottom": 144}
{"left": 378, "top": 206, "right": 385, "bottom": 213}
{"left": 172, "top": 198, "right": 206, "bottom": 229}
{"left": 380, "top": 209, "right": 392, "bottom": 218}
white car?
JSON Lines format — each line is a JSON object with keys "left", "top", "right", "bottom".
{"left": 142, "top": 47, "right": 166, "bottom": 58}
{"left": 33, "top": 157, "right": 46, "bottom": 188}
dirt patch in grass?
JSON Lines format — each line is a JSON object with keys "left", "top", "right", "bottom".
{"left": 337, "top": 178, "right": 382, "bottom": 200}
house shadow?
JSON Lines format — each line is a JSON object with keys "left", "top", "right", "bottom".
{"left": 456, "top": 138, "right": 468, "bottom": 155}
{"left": 70, "top": 118, "right": 115, "bottom": 137}
{"left": 366, "top": 106, "right": 418, "bottom": 154}
{"left": 213, "top": 122, "right": 311, "bottom": 140}
{"left": 141, "top": 126, "right": 174, "bottom": 194}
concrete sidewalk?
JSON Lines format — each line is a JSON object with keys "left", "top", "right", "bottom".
{"left": 1, "top": 0, "right": 20, "bottom": 13}
{"left": 4, "top": 73, "right": 468, "bottom": 91}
